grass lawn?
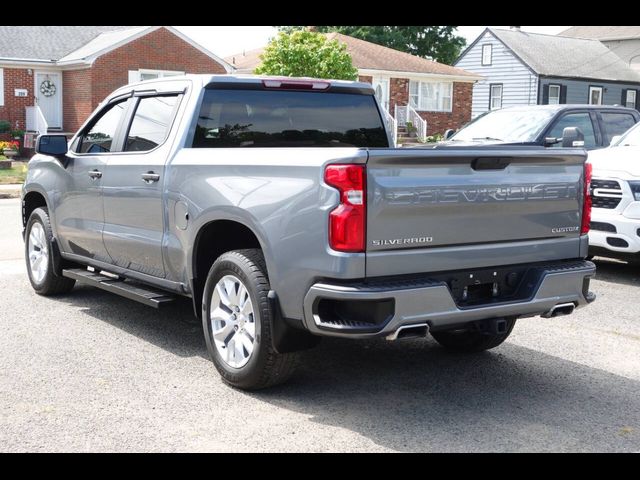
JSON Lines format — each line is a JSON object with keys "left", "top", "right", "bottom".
{"left": 0, "top": 161, "right": 27, "bottom": 185}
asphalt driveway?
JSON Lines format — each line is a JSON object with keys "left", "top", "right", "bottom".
{"left": 1, "top": 198, "right": 639, "bottom": 452}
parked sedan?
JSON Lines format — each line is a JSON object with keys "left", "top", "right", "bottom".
{"left": 443, "top": 105, "right": 640, "bottom": 150}
{"left": 587, "top": 122, "right": 640, "bottom": 263}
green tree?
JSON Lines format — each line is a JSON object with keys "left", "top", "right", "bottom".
{"left": 277, "top": 26, "right": 466, "bottom": 65}
{"left": 255, "top": 30, "right": 358, "bottom": 80}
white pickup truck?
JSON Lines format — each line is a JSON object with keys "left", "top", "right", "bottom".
{"left": 588, "top": 122, "right": 640, "bottom": 263}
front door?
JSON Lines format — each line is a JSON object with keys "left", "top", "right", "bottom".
{"left": 56, "top": 98, "right": 131, "bottom": 262}
{"left": 372, "top": 76, "right": 390, "bottom": 112}
{"left": 35, "top": 72, "right": 62, "bottom": 129}
{"left": 102, "top": 93, "right": 182, "bottom": 278}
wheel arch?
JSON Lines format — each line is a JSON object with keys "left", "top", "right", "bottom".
{"left": 22, "top": 189, "right": 50, "bottom": 231}
{"left": 189, "top": 217, "right": 273, "bottom": 319}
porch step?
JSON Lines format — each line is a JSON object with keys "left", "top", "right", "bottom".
{"left": 62, "top": 268, "right": 176, "bottom": 308}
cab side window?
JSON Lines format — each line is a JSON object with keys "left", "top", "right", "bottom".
{"left": 76, "top": 99, "right": 129, "bottom": 154}
{"left": 547, "top": 112, "right": 597, "bottom": 148}
{"left": 600, "top": 113, "right": 637, "bottom": 145}
{"left": 124, "top": 95, "right": 180, "bottom": 152}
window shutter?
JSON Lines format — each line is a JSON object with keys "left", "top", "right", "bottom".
{"left": 128, "top": 70, "right": 141, "bottom": 84}
{"left": 542, "top": 84, "right": 549, "bottom": 104}
{"left": 560, "top": 85, "right": 567, "bottom": 104}
{"left": 621, "top": 89, "right": 628, "bottom": 106}
{"left": 635, "top": 90, "right": 640, "bottom": 111}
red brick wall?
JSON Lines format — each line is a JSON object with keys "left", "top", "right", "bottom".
{"left": 63, "top": 69, "right": 92, "bottom": 132}
{"left": 90, "top": 27, "right": 227, "bottom": 112}
{"left": 417, "top": 82, "right": 472, "bottom": 135}
{"left": 0, "top": 67, "right": 35, "bottom": 132}
{"left": 389, "top": 77, "right": 409, "bottom": 115}
{"left": 358, "top": 75, "right": 372, "bottom": 83}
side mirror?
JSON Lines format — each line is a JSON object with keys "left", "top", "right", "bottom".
{"left": 543, "top": 137, "right": 561, "bottom": 147}
{"left": 561, "top": 127, "right": 585, "bottom": 148}
{"left": 609, "top": 135, "right": 622, "bottom": 146}
{"left": 36, "top": 134, "right": 68, "bottom": 156}
{"left": 443, "top": 129, "right": 455, "bottom": 140}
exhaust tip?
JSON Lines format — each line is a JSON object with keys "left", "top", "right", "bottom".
{"left": 542, "top": 302, "right": 576, "bottom": 318}
{"left": 386, "top": 323, "right": 429, "bottom": 341}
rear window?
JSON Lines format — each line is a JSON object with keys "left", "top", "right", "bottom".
{"left": 192, "top": 88, "right": 388, "bottom": 148}
{"left": 450, "top": 108, "right": 557, "bottom": 143}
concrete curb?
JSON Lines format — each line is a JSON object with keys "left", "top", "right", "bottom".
{"left": 0, "top": 184, "right": 22, "bottom": 199}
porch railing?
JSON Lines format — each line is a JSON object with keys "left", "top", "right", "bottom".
{"left": 26, "top": 106, "right": 49, "bottom": 135}
{"left": 380, "top": 105, "right": 397, "bottom": 147}
{"left": 405, "top": 104, "right": 427, "bottom": 142}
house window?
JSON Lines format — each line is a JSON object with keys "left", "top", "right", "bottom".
{"left": 548, "top": 85, "right": 561, "bottom": 105}
{"left": 482, "top": 44, "right": 492, "bottom": 66}
{"left": 589, "top": 86, "right": 603, "bottom": 105}
{"left": 408, "top": 81, "right": 453, "bottom": 112}
{"left": 626, "top": 89, "right": 637, "bottom": 108}
{"left": 0, "top": 68, "right": 4, "bottom": 107}
{"left": 128, "top": 69, "right": 185, "bottom": 83}
{"left": 489, "top": 84, "right": 503, "bottom": 110}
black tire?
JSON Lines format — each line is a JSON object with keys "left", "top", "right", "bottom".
{"left": 201, "top": 249, "right": 300, "bottom": 390}
{"left": 431, "top": 318, "right": 516, "bottom": 353}
{"left": 25, "top": 207, "right": 76, "bottom": 296}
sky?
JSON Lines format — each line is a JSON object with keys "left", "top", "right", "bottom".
{"left": 174, "top": 26, "right": 572, "bottom": 60}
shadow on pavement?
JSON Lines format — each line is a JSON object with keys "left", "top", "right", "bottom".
{"left": 56, "top": 280, "right": 640, "bottom": 452}
{"left": 59, "top": 284, "right": 208, "bottom": 359}
{"left": 255, "top": 337, "right": 640, "bottom": 452}
{"left": 593, "top": 257, "right": 640, "bottom": 288}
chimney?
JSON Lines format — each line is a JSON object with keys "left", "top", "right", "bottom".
{"left": 510, "top": 26, "right": 522, "bottom": 32}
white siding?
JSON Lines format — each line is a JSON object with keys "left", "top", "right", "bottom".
{"left": 455, "top": 31, "right": 538, "bottom": 118}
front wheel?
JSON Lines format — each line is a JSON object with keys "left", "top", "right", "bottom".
{"left": 431, "top": 318, "right": 516, "bottom": 353}
{"left": 25, "top": 207, "right": 76, "bottom": 296}
{"left": 202, "top": 249, "right": 300, "bottom": 390}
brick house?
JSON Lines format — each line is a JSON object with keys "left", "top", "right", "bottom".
{"left": 0, "top": 26, "right": 232, "bottom": 142}
{"left": 227, "top": 32, "right": 481, "bottom": 138}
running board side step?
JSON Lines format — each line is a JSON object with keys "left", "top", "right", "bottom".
{"left": 62, "top": 268, "right": 176, "bottom": 308}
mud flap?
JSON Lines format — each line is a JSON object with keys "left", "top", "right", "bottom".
{"left": 268, "top": 290, "right": 321, "bottom": 354}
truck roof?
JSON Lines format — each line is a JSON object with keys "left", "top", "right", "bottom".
{"left": 119, "top": 73, "right": 374, "bottom": 95}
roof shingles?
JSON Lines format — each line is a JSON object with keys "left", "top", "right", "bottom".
{"left": 560, "top": 26, "right": 640, "bottom": 41}
{"left": 490, "top": 28, "right": 640, "bottom": 83}
{"left": 0, "top": 26, "right": 138, "bottom": 61}
{"left": 226, "top": 32, "right": 477, "bottom": 77}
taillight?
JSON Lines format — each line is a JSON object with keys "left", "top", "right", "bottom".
{"left": 581, "top": 161, "right": 592, "bottom": 235}
{"left": 324, "top": 164, "right": 366, "bottom": 252}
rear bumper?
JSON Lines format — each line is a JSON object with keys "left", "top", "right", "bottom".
{"left": 302, "top": 260, "right": 596, "bottom": 339}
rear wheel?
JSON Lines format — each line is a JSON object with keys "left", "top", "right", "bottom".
{"left": 202, "top": 249, "right": 300, "bottom": 390}
{"left": 431, "top": 318, "right": 516, "bottom": 353}
{"left": 25, "top": 207, "right": 76, "bottom": 295}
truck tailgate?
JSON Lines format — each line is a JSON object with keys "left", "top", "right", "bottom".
{"left": 366, "top": 147, "right": 587, "bottom": 276}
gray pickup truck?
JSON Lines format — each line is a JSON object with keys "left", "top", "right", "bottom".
{"left": 22, "top": 74, "right": 596, "bottom": 389}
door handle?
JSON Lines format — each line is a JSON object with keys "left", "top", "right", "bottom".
{"left": 88, "top": 169, "right": 102, "bottom": 179}
{"left": 141, "top": 172, "right": 160, "bottom": 183}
